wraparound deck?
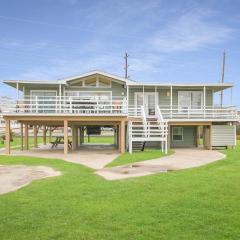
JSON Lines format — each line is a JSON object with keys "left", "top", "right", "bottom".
{"left": 2, "top": 96, "right": 239, "bottom": 122}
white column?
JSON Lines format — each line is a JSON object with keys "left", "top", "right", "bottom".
{"left": 59, "top": 83, "right": 62, "bottom": 113}
{"left": 16, "top": 82, "right": 19, "bottom": 100}
{"left": 126, "top": 85, "right": 129, "bottom": 110}
{"left": 170, "top": 86, "right": 173, "bottom": 119}
{"left": 23, "top": 86, "right": 25, "bottom": 98}
{"left": 155, "top": 86, "right": 157, "bottom": 113}
{"left": 142, "top": 85, "right": 145, "bottom": 109}
{"left": 129, "top": 121, "right": 132, "bottom": 154}
{"left": 64, "top": 120, "right": 68, "bottom": 155}
{"left": 203, "top": 86, "right": 206, "bottom": 118}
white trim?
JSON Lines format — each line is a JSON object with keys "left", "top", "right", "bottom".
{"left": 172, "top": 126, "right": 183, "bottom": 141}
{"left": 126, "top": 85, "right": 129, "bottom": 105}
{"left": 16, "top": 82, "right": 19, "bottom": 100}
{"left": 203, "top": 86, "right": 206, "bottom": 107}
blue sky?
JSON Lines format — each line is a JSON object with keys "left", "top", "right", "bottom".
{"left": 0, "top": 0, "right": 239, "bottom": 105}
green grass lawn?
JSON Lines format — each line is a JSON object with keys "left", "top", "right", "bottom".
{"left": 0, "top": 136, "right": 114, "bottom": 149}
{"left": 0, "top": 136, "right": 51, "bottom": 149}
{"left": 107, "top": 148, "right": 174, "bottom": 167}
{"left": 84, "top": 135, "right": 114, "bottom": 144}
{"left": 0, "top": 144, "right": 239, "bottom": 239}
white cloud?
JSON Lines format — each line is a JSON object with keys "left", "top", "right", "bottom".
{"left": 148, "top": 10, "right": 234, "bottom": 52}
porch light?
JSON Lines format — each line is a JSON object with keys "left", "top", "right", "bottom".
{"left": 166, "top": 91, "right": 170, "bottom": 97}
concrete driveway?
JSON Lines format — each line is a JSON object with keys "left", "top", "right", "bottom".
{"left": 1, "top": 144, "right": 119, "bottom": 170}
{"left": 96, "top": 148, "right": 226, "bottom": 180}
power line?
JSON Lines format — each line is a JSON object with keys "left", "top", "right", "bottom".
{"left": 220, "top": 50, "right": 226, "bottom": 107}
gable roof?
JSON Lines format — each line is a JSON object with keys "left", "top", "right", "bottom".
{"left": 3, "top": 70, "right": 136, "bottom": 89}
{"left": 2, "top": 69, "right": 233, "bottom": 92}
{"left": 60, "top": 70, "right": 136, "bottom": 85}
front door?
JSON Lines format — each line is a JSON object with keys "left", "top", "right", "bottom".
{"left": 135, "top": 92, "right": 158, "bottom": 117}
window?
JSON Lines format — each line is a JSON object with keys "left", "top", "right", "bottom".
{"left": 178, "top": 91, "right": 203, "bottom": 110}
{"left": 98, "top": 78, "right": 111, "bottom": 87}
{"left": 64, "top": 91, "right": 111, "bottom": 100}
{"left": 172, "top": 127, "right": 183, "bottom": 141}
{"left": 84, "top": 78, "right": 97, "bottom": 87}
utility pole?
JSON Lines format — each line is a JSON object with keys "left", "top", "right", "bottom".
{"left": 220, "top": 50, "right": 226, "bottom": 107}
{"left": 124, "top": 52, "right": 130, "bottom": 79}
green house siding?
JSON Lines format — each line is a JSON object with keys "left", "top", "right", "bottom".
{"left": 24, "top": 83, "right": 214, "bottom": 108}
{"left": 128, "top": 87, "right": 213, "bottom": 107}
{"left": 170, "top": 126, "right": 197, "bottom": 148}
{"left": 24, "top": 81, "right": 126, "bottom": 98}
{"left": 65, "top": 81, "right": 126, "bottom": 97}
{"left": 24, "top": 85, "right": 59, "bottom": 97}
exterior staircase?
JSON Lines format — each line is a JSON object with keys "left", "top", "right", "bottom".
{"left": 128, "top": 106, "right": 168, "bottom": 153}
{"left": 132, "top": 141, "right": 146, "bottom": 152}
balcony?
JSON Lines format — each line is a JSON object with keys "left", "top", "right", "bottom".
{"left": 159, "top": 105, "right": 239, "bottom": 121}
{"left": 1, "top": 98, "right": 239, "bottom": 122}
{"left": 1, "top": 96, "right": 128, "bottom": 116}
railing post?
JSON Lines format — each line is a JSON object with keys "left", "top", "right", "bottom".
{"left": 70, "top": 97, "right": 72, "bottom": 113}
{"left": 97, "top": 99, "right": 99, "bottom": 114}
{"left": 129, "top": 121, "right": 132, "bottom": 154}
{"left": 36, "top": 96, "right": 38, "bottom": 113}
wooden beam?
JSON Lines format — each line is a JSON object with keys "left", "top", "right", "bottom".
{"left": 120, "top": 120, "right": 125, "bottom": 153}
{"left": 209, "top": 124, "right": 212, "bottom": 150}
{"left": 80, "top": 126, "right": 84, "bottom": 145}
{"left": 24, "top": 123, "right": 29, "bottom": 150}
{"left": 5, "top": 119, "right": 10, "bottom": 154}
{"left": 20, "top": 123, "right": 23, "bottom": 151}
{"left": 72, "top": 126, "right": 77, "bottom": 151}
{"left": 3, "top": 115, "right": 128, "bottom": 122}
{"left": 33, "top": 125, "right": 38, "bottom": 148}
{"left": 169, "top": 122, "right": 211, "bottom": 126}
{"left": 64, "top": 120, "right": 68, "bottom": 155}
{"left": 76, "top": 127, "right": 79, "bottom": 147}
{"left": 49, "top": 127, "right": 52, "bottom": 143}
{"left": 43, "top": 125, "right": 47, "bottom": 145}
{"left": 118, "top": 125, "right": 121, "bottom": 151}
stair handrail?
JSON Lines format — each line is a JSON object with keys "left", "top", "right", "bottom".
{"left": 156, "top": 106, "right": 167, "bottom": 137}
{"left": 156, "top": 105, "right": 164, "bottom": 123}
{"left": 140, "top": 105, "right": 148, "bottom": 137}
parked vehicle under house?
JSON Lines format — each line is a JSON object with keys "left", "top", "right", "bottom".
{"left": 2, "top": 70, "right": 239, "bottom": 155}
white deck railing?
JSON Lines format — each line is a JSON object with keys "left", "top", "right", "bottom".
{"left": 1, "top": 97, "right": 239, "bottom": 121}
{"left": 1, "top": 96, "right": 128, "bottom": 115}
{"left": 159, "top": 105, "right": 239, "bottom": 121}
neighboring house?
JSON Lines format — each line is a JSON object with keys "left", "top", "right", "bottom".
{"left": 0, "top": 97, "right": 19, "bottom": 136}
{"left": 2, "top": 70, "right": 239, "bottom": 155}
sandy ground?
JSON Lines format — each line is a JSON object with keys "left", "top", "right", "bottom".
{"left": 0, "top": 165, "right": 61, "bottom": 195}
{"left": 96, "top": 148, "right": 226, "bottom": 180}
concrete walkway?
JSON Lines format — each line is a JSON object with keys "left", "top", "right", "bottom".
{"left": 0, "top": 165, "right": 61, "bottom": 195}
{"left": 96, "top": 148, "right": 226, "bottom": 180}
{"left": 1, "top": 144, "right": 119, "bottom": 170}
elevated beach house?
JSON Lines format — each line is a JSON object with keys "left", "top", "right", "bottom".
{"left": 2, "top": 70, "right": 239, "bottom": 155}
